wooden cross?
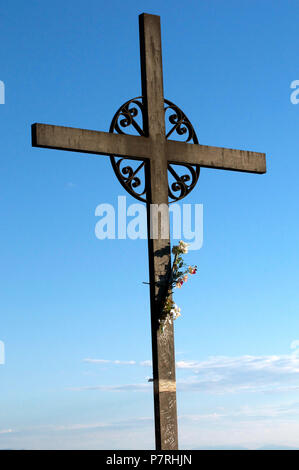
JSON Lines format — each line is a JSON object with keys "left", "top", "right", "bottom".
{"left": 31, "top": 13, "right": 266, "bottom": 450}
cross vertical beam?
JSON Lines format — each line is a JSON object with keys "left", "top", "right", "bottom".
{"left": 140, "top": 14, "right": 178, "bottom": 450}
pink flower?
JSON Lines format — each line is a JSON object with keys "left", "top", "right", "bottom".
{"left": 188, "top": 265, "right": 197, "bottom": 275}
{"left": 183, "top": 275, "right": 188, "bottom": 282}
{"left": 176, "top": 278, "right": 184, "bottom": 288}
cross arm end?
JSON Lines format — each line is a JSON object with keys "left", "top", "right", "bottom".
{"left": 166, "top": 141, "right": 267, "bottom": 175}
{"left": 31, "top": 123, "right": 152, "bottom": 160}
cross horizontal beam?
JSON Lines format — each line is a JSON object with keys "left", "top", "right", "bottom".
{"left": 167, "top": 140, "right": 266, "bottom": 174}
{"left": 32, "top": 123, "right": 266, "bottom": 174}
{"left": 31, "top": 123, "right": 151, "bottom": 160}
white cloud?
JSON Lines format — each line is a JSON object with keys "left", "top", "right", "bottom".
{"left": 4, "top": 404, "right": 299, "bottom": 449}
{"left": 80, "top": 348, "right": 299, "bottom": 395}
{"left": 174, "top": 352, "right": 299, "bottom": 394}
{"left": 83, "top": 358, "right": 136, "bottom": 365}
{"left": 177, "top": 354, "right": 299, "bottom": 373}
{"left": 176, "top": 360, "right": 200, "bottom": 369}
{"left": 45, "top": 417, "right": 153, "bottom": 432}
{"left": 5, "top": 346, "right": 299, "bottom": 450}
{"left": 70, "top": 383, "right": 150, "bottom": 392}
{"left": 139, "top": 360, "right": 152, "bottom": 367}
{"left": 0, "top": 429, "right": 13, "bottom": 434}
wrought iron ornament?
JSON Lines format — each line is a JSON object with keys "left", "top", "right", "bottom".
{"left": 109, "top": 97, "right": 200, "bottom": 202}
{"left": 109, "top": 98, "right": 147, "bottom": 202}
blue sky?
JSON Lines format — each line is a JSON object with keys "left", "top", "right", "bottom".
{"left": 0, "top": 0, "right": 299, "bottom": 449}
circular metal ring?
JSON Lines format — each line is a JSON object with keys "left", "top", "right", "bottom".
{"left": 109, "top": 97, "right": 200, "bottom": 203}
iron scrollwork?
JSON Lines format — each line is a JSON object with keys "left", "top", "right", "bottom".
{"left": 164, "top": 99, "right": 200, "bottom": 202}
{"left": 109, "top": 97, "right": 200, "bottom": 203}
{"left": 109, "top": 97, "right": 147, "bottom": 202}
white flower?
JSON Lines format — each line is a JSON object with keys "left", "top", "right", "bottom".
{"left": 178, "top": 240, "right": 190, "bottom": 254}
{"left": 172, "top": 240, "right": 190, "bottom": 255}
{"left": 170, "top": 304, "right": 181, "bottom": 320}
